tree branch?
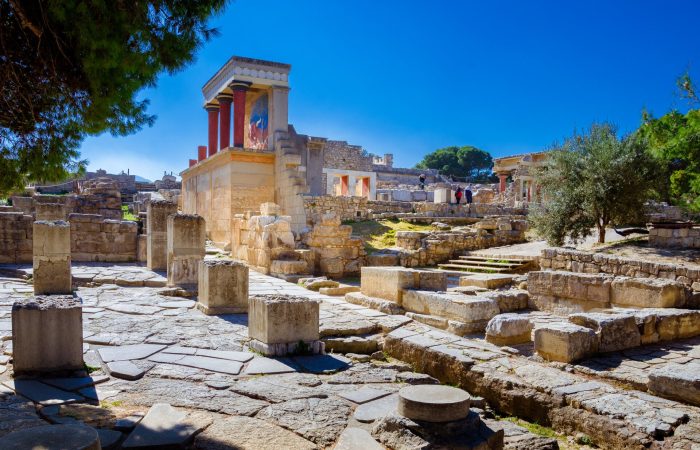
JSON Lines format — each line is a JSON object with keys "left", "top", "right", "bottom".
{"left": 8, "top": 0, "right": 42, "bottom": 38}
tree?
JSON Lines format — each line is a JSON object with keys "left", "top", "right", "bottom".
{"left": 530, "top": 123, "right": 658, "bottom": 245}
{"left": 637, "top": 73, "right": 700, "bottom": 212}
{"left": 0, "top": 0, "right": 226, "bottom": 195}
{"left": 415, "top": 145, "right": 494, "bottom": 180}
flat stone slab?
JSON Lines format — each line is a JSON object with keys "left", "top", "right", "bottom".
{"left": 107, "top": 361, "right": 145, "bottom": 380}
{"left": 334, "top": 427, "right": 384, "bottom": 450}
{"left": 459, "top": 273, "right": 514, "bottom": 289}
{"left": 354, "top": 393, "right": 399, "bottom": 423}
{"left": 243, "top": 357, "right": 297, "bottom": 375}
{"left": 398, "top": 385, "right": 470, "bottom": 422}
{"left": 162, "top": 346, "right": 253, "bottom": 362}
{"left": 2, "top": 380, "right": 85, "bottom": 405}
{"left": 338, "top": 386, "right": 391, "bottom": 404}
{"left": 158, "top": 300, "right": 195, "bottom": 309}
{"left": 122, "top": 403, "right": 197, "bottom": 448}
{"left": 292, "top": 354, "right": 351, "bottom": 374}
{"left": 42, "top": 375, "right": 109, "bottom": 391}
{"left": 0, "top": 424, "right": 100, "bottom": 450}
{"left": 194, "top": 415, "right": 316, "bottom": 450}
{"left": 97, "top": 344, "right": 166, "bottom": 362}
{"left": 649, "top": 362, "right": 700, "bottom": 406}
{"left": 96, "top": 428, "right": 122, "bottom": 450}
{"left": 106, "top": 304, "right": 163, "bottom": 315}
{"left": 175, "top": 355, "right": 243, "bottom": 375}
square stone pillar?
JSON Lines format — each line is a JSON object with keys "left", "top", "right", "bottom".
{"left": 12, "top": 295, "right": 83, "bottom": 373}
{"left": 147, "top": 200, "right": 177, "bottom": 271}
{"left": 167, "top": 214, "right": 206, "bottom": 288}
{"left": 248, "top": 295, "right": 322, "bottom": 356}
{"left": 35, "top": 203, "right": 66, "bottom": 221}
{"left": 33, "top": 220, "right": 71, "bottom": 295}
{"left": 197, "top": 260, "right": 249, "bottom": 314}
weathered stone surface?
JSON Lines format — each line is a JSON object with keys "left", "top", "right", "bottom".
{"left": 338, "top": 386, "right": 391, "bottom": 404}
{"left": 319, "top": 285, "right": 360, "bottom": 296}
{"left": 0, "top": 424, "right": 100, "bottom": 450}
{"left": 344, "top": 291, "right": 404, "bottom": 315}
{"left": 534, "top": 323, "right": 598, "bottom": 363}
{"left": 398, "top": 385, "right": 470, "bottom": 422}
{"left": 12, "top": 295, "right": 83, "bottom": 372}
{"left": 96, "top": 428, "right": 122, "bottom": 450}
{"left": 611, "top": 277, "right": 686, "bottom": 308}
{"left": 97, "top": 344, "right": 166, "bottom": 362}
{"left": 243, "top": 357, "right": 298, "bottom": 375}
{"left": 249, "top": 295, "right": 319, "bottom": 345}
{"left": 649, "top": 363, "right": 700, "bottom": 406}
{"left": 194, "top": 415, "right": 316, "bottom": 450}
{"left": 334, "top": 427, "right": 384, "bottom": 450}
{"left": 33, "top": 220, "right": 72, "bottom": 294}
{"left": 569, "top": 312, "right": 641, "bottom": 352}
{"left": 2, "top": 380, "right": 84, "bottom": 405}
{"left": 361, "top": 266, "right": 417, "bottom": 303}
{"left": 354, "top": 393, "right": 399, "bottom": 423}
{"left": 485, "top": 313, "right": 533, "bottom": 346}
{"left": 147, "top": 200, "right": 177, "bottom": 271}
{"left": 459, "top": 273, "right": 514, "bottom": 289}
{"left": 197, "top": 259, "right": 248, "bottom": 314}
{"left": 167, "top": 214, "right": 206, "bottom": 287}
{"left": 106, "top": 361, "right": 145, "bottom": 380}
{"left": 402, "top": 290, "right": 499, "bottom": 326}
{"left": 323, "top": 335, "right": 378, "bottom": 354}
{"left": 528, "top": 270, "right": 612, "bottom": 313}
{"left": 122, "top": 403, "right": 200, "bottom": 448}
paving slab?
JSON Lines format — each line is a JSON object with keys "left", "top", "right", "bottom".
{"left": 3, "top": 380, "right": 85, "bottom": 406}
{"left": 0, "top": 424, "right": 100, "bottom": 450}
{"left": 175, "top": 355, "right": 243, "bottom": 375}
{"left": 243, "top": 357, "right": 298, "bottom": 375}
{"left": 292, "top": 354, "right": 351, "bottom": 374}
{"left": 334, "top": 427, "right": 384, "bottom": 450}
{"left": 158, "top": 300, "right": 195, "bottom": 309}
{"left": 338, "top": 386, "right": 391, "bottom": 404}
{"left": 106, "top": 361, "right": 145, "bottom": 380}
{"left": 195, "top": 348, "right": 254, "bottom": 363}
{"left": 122, "top": 403, "right": 197, "bottom": 448}
{"left": 96, "top": 428, "right": 122, "bottom": 450}
{"left": 42, "top": 375, "right": 109, "bottom": 392}
{"left": 97, "top": 344, "right": 167, "bottom": 362}
{"left": 106, "top": 304, "right": 163, "bottom": 315}
{"left": 353, "top": 393, "right": 399, "bottom": 422}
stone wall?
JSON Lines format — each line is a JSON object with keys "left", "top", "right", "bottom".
{"left": 302, "top": 195, "right": 414, "bottom": 224}
{"left": 539, "top": 248, "right": 700, "bottom": 289}
{"left": 0, "top": 211, "right": 138, "bottom": 263}
{"left": 322, "top": 140, "right": 374, "bottom": 172}
{"left": 302, "top": 212, "right": 366, "bottom": 278}
{"left": 649, "top": 225, "right": 700, "bottom": 249}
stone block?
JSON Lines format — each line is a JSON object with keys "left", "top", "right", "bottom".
{"left": 401, "top": 290, "right": 500, "bottom": 326}
{"left": 485, "top": 313, "right": 533, "bottom": 346}
{"left": 433, "top": 188, "right": 451, "bottom": 204}
{"left": 361, "top": 266, "right": 416, "bottom": 303}
{"left": 248, "top": 295, "right": 320, "bottom": 355}
{"left": 459, "top": 273, "right": 514, "bottom": 290}
{"left": 270, "top": 259, "right": 308, "bottom": 275}
{"left": 147, "top": 200, "right": 177, "bottom": 270}
{"left": 33, "top": 220, "right": 72, "bottom": 295}
{"left": 166, "top": 214, "right": 205, "bottom": 288}
{"left": 398, "top": 385, "right": 470, "bottom": 422}
{"left": 417, "top": 271, "right": 447, "bottom": 291}
{"left": 197, "top": 260, "right": 249, "bottom": 315}
{"left": 12, "top": 295, "right": 83, "bottom": 373}
{"left": 34, "top": 203, "right": 66, "bottom": 221}
{"left": 137, "top": 234, "right": 147, "bottom": 262}
{"left": 611, "top": 277, "right": 686, "bottom": 308}
{"left": 569, "top": 312, "right": 640, "bottom": 353}
{"left": 260, "top": 202, "right": 281, "bottom": 216}
{"left": 534, "top": 323, "right": 598, "bottom": 363}
{"left": 527, "top": 271, "right": 612, "bottom": 313}
{"left": 649, "top": 363, "right": 700, "bottom": 406}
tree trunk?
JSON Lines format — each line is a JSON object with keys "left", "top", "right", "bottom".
{"left": 597, "top": 222, "right": 606, "bottom": 244}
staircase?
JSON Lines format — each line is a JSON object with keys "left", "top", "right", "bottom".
{"left": 437, "top": 255, "right": 531, "bottom": 274}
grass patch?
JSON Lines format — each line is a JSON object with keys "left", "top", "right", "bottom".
{"left": 347, "top": 219, "right": 433, "bottom": 254}
{"left": 121, "top": 205, "right": 137, "bottom": 221}
{"left": 99, "top": 399, "right": 123, "bottom": 409}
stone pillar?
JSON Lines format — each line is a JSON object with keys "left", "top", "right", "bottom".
{"left": 269, "top": 86, "right": 290, "bottom": 151}
{"left": 12, "top": 295, "right": 83, "bottom": 373}
{"left": 35, "top": 203, "right": 66, "bottom": 221}
{"left": 206, "top": 103, "right": 219, "bottom": 157}
{"left": 498, "top": 173, "right": 508, "bottom": 193}
{"left": 147, "top": 200, "right": 177, "bottom": 271}
{"left": 167, "top": 214, "right": 206, "bottom": 288}
{"left": 197, "top": 145, "right": 207, "bottom": 162}
{"left": 231, "top": 81, "right": 251, "bottom": 148}
{"left": 33, "top": 220, "right": 71, "bottom": 295}
{"left": 197, "top": 260, "right": 249, "bottom": 314}
{"left": 218, "top": 92, "right": 233, "bottom": 150}
{"left": 248, "top": 295, "right": 322, "bottom": 356}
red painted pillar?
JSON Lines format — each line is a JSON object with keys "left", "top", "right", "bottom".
{"left": 341, "top": 176, "right": 349, "bottom": 196}
{"left": 498, "top": 174, "right": 508, "bottom": 193}
{"left": 189, "top": 159, "right": 197, "bottom": 167}
{"left": 362, "top": 177, "right": 370, "bottom": 198}
{"left": 206, "top": 103, "right": 219, "bottom": 157}
{"left": 197, "top": 145, "right": 207, "bottom": 162}
{"left": 218, "top": 93, "right": 233, "bottom": 150}
{"left": 231, "top": 81, "right": 251, "bottom": 148}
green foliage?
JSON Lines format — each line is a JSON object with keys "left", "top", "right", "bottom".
{"left": 415, "top": 146, "right": 494, "bottom": 181}
{"left": 1, "top": 0, "right": 226, "bottom": 195}
{"left": 530, "top": 123, "right": 658, "bottom": 245}
{"left": 121, "top": 205, "right": 137, "bottom": 221}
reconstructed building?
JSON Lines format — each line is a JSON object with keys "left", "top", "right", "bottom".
{"left": 492, "top": 151, "right": 548, "bottom": 204}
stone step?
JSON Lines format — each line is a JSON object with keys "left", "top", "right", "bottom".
{"left": 450, "top": 259, "right": 523, "bottom": 268}
{"left": 437, "top": 264, "right": 511, "bottom": 273}
{"left": 458, "top": 255, "right": 530, "bottom": 264}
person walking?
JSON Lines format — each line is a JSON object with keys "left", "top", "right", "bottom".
{"left": 465, "top": 185, "right": 473, "bottom": 212}
{"left": 454, "top": 186, "right": 463, "bottom": 205}
{"left": 418, "top": 174, "right": 426, "bottom": 190}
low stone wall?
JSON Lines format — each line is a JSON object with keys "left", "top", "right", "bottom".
{"left": 649, "top": 225, "right": 700, "bottom": 249}
{"left": 302, "top": 212, "right": 366, "bottom": 278}
{"left": 0, "top": 211, "right": 138, "bottom": 263}
{"left": 539, "top": 248, "right": 700, "bottom": 289}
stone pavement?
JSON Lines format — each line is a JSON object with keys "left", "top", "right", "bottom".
{"left": 0, "top": 263, "right": 698, "bottom": 448}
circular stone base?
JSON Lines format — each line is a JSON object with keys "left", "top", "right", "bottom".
{"left": 398, "top": 385, "right": 471, "bottom": 422}
{"left": 0, "top": 424, "right": 100, "bottom": 450}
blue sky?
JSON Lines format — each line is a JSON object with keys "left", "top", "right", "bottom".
{"left": 79, "top": 0, "right": 700, "bottom": 181}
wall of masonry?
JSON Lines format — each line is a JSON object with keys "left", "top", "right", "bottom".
{"left": 649, "top": 226, "right": 700, "bottom": 249}
{"left": 539, "top": 248, "right": 700, "bottom": 289}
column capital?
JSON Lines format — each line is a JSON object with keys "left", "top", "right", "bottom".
{"left": 217, "top": 92, "right": 233, "bottom": 102}
{"left": 230, "top": 80, "right": 252, "bottom": 91}
{"left": 205, "top": 102, "right": 219, "bottom": 112}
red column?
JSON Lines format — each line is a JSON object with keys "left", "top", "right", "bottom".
{"left": 218, "top": 93, "right": 233, "bottom": 150}
{"left": 189, "top": 159, "right": 197, "bottom": 167}
{"left": 341, "top": 176, "right": 349, "bottom": 196}
{"left": 197, "top": 145, "right": 207, "bottom": 162}
{"left": 231, "top": 81, "right": 251, "bottom": 148}
{"left": 362, "top": 177, "right": 370, "bottom": 198}
{"left": 498, "top": 174, "right": 508, "bottom": 193}
{"left": 206, "top": 103, "right": 219, "bottom": 157}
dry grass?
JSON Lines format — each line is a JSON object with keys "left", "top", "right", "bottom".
{"left": 345, "top": 219, "right": 433, "bottom": 254}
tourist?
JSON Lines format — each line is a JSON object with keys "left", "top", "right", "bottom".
{"left": 418, "top": 174, "right": 426, "bottom": 190}
{"left": 465, "top": 185, "right": 473, "bottom": 204}
{"left": 455, "top": 186, "right": 463, "bottom": 205}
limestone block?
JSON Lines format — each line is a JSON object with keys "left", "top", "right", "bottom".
{"left": 366, "top": 253, "right": 399, "bottom": 266}
{"left": 398, "top": 385, "right": 470, "bottom": 422}
{"left": 649, "top": 363, "right": 700, "bottom": 406}
{"left": 197, "top": 260, "right": 248, "bottom": 315}
{"left": 482, "top": 290, "right": 529, "bottom": 313}
{"left": 459, "top": 273, "right": 514, "bottom": 290}
{"left": 610, "top": 277, "right": 686, "bottom": 308}
{"left": 270, "top": 259, "right": 308, "bottom": 275}
{"left": 260, "top": 202, "right": 281, "bottom": 216}
{"left": 0, "top": 424, "right": 100, "bottom": 450}
{"left": 527, "top": 271, "right": 613, "bottom": 313}
{"left": 147, "top": 200, "right": 177, "bottom": 270}
{"left": 167, "top": 214, "right": 206, "bottom": 287}
{"left": 35, "top": 202, "right": 66, "bottom": 221}
{"left": 248, "top": 295, "right": 320, "bottom": 355}
{"left": 534, "top": 323, "right": 598, "bottom": 363}
{"left": 475, "top": 218, "right": 497, "bottom": 230}
{"left": 137, "top": 234, "right": 147, "bottom": 262}
{"left": 361, "top": 266, "right": 417, "bottom": 303}
{"left": 33, "top": 220, "right": 71, "bottom": 295}
{"left": 653, "top": 309, "right": 700, "bottom": 341}
{"left": 12, "top": 295, "right": 83, "bottom": 373}
{"left": 569, "top": 313, "right": 640, "bottom": 353}
{"left": 417, "top": 271, "right": 447, "bottom": 291}
{"left": 433, "top": 188, "right": 451, "bottom": 204}
{"left": 402, "top": 290, "right": 500, "bottom": 325}
{"left": 485, "top": 313, "right": 533, "bottom": 346}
